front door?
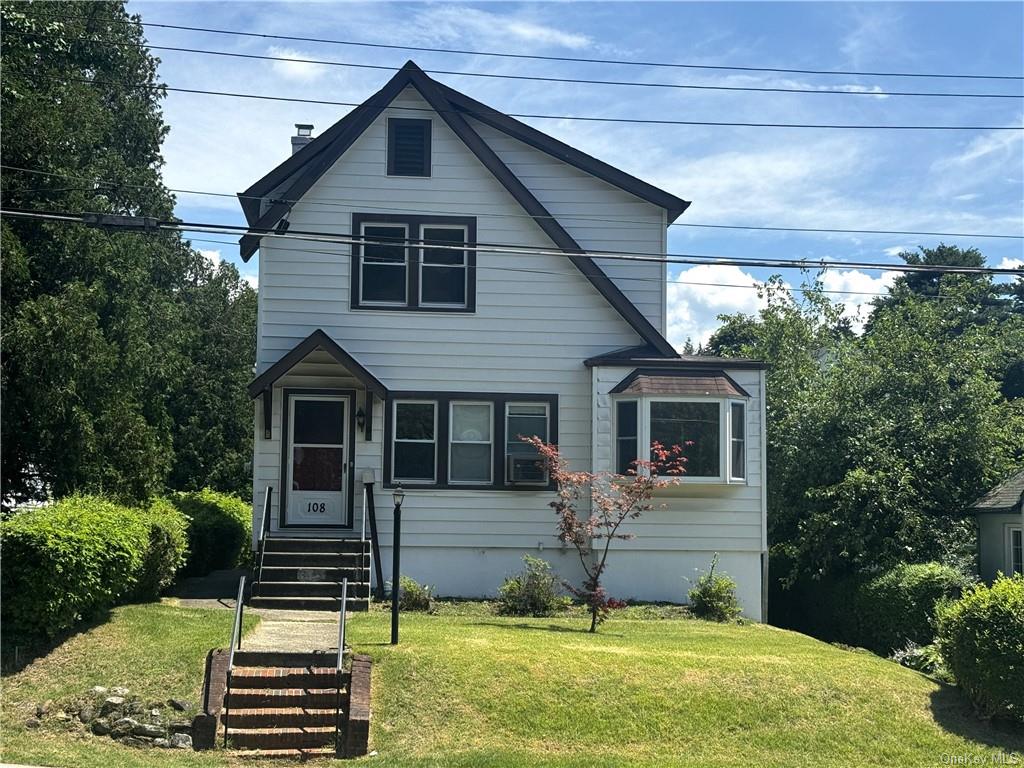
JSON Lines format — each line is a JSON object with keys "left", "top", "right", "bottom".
{"left": 284, "top": 393, "right": 350, "bottom": 527}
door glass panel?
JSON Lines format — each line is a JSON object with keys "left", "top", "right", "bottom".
{"left": 292, "top": 446, "right": 343, "bottom": 491}
{"left": 293, "top": 400, "right": 344, "bottom": 444}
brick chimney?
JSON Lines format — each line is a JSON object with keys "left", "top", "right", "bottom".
{"left": 291, "top": 124, "right": 314, "bottom": 155}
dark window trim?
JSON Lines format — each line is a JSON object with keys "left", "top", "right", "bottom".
{"left": 387, "top": 117, "right": 432, "bottom": 177}
{"left": 350, "top": 213, "right": 477, "bottom": 313}
{"left": 382, "top": 391, "right": 558, "bottom": 491}
{"left": 279, "top": 388, "right": 357, "bottom": 530}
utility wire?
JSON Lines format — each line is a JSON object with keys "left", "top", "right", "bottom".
{"left": 5, "top": 165, "right": 1022, "bottom": 241}
{"left": 46, "top": 14, "right": 1024, "bottom": 82}
{"left": 4, "top": 208, "right": 1021, "bottom": 276}
{"left": 28, "top": 73, "right": 1022, "bottom": 131}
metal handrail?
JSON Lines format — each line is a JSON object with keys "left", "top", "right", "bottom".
{"left": 335, "top": 577, "right": 349, "bottom": 756}
{"left": 223, "top": 575, "right": 246, "bottom": 748}
{"left": 254, "top": 486, "right": 273, "bottom": 587}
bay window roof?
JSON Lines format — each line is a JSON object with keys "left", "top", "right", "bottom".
{"left": 610, "top": 369, "right": 750, "bottom": 398}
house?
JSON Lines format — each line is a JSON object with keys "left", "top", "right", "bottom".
{"left": 969, "top": 468, "right": 1024, "bottom": 582}
{"left": 237, "top": 61, "right": 768, "bottom": 620}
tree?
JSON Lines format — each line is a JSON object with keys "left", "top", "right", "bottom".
{"left": 1, "top": 3, "right": 255, "bottom": 505}
{"left": 527, "top": 438, "right": 684, "bottom": 632}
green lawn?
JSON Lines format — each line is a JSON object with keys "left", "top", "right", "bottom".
{"left": 2, "top": 602, "right": 1021, "bottom": 767}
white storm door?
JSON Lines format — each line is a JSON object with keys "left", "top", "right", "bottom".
{"left": 285, "top": 395, "right": 348, "bottom": 527}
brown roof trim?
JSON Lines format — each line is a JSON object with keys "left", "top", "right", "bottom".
{"left": 969, "top": 467, "right": 1024, "bottom": 513}
{"left": 584, "top": 347, "right": 766, "bottom": 370}
{"left": 246, "top": 329, "right": 387, "bottom": 398}
{"left": 435, "top": 82, "right": 690, "bottom": 222}
{"left": 610, "top": 368, "right": 751, "bottom": 397}
{"left": 238, "top": 61, "right": 677, "bottom": 357}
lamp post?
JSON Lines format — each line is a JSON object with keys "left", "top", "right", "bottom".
{"left": 390, "top": 484, "right": 405, "bottom": 645}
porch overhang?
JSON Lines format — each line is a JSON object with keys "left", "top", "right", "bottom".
{"left": 247, "top": 329, "right": 388, "bottom": 439}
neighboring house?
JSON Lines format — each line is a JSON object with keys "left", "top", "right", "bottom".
{"left": 237, "top": 61, "right": 768, "bottom": 619}
{"left": 969, "top": 468, "right": 1024, "bottom": 582}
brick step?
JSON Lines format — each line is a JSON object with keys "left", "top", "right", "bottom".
{"left": 262, "top": 551, "right": 366, "bottom": 568}
{"left": 227, "top": 688, "right": 340, "bottom": 709}
{"left": 225, "top": 706, "right": 340, "bottom": 728}
{"left": 263, "top": 538, "right": 370, "bottom": 554}
{"left": 252, "top": 580, "right": 370, "bottom": 598}
{"left": 248, "top": 596, "right": 369, "bottom": 612}
{"left": 232, "top": 650, "right": 346, "bottom": 669}
{"left": 232, "top": 747, "right": 337, "bottom": 761}
{"left": 226, "top": 725, "right": 336, "bottom": 750}
{"left": 229, "top": 667, "right": 339, "bottom": 689}
{"left": 256, "top": 566, "right": 370, "bottom": 583}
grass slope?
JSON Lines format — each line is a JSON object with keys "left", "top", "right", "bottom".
{"left": 1, "top": 602, "right": 1020, "bottom": 767}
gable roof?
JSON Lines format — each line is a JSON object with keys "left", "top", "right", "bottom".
{"left": 236, "top": 61, "right": 683, "bottom": 358}
{"left": 969, "top": 468, "right": 1024, "bottom": 514}
{"left": 247, "top": 329, "right": 387, "bottom": 398}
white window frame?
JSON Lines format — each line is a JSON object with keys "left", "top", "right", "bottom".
{"left": 504, "top": 401, "right": 551, "bottom": 486}
{"left": 359, "top": 221, "right": 409, "bottom": 307}
{"left": 448, "top": 401, "right": 494, "bottom": 485}
{"left": 391, "top": 399, "right": 437, "bottom": 484}
{"left": 419, "top": 223, "right": 469, "bottom": 309}
{"left": 611, "top": 395, "right": 749, "bottom": 484}
{"left": 1007, "top": 523, "right": 1023, "bottom": 576}
{"left": 728, "top": 400, "right": 747, "bottom": 483}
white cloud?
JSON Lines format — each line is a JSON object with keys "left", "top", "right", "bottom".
{"left": 200, "top": 249, "right": 222, "bottom": 268}
{"left": 268, "top": 47, "right": 328, "bottom": 81}
{"left": 666, "top": 264, "right": 773, "bottom": 348}
{"left": 938, "top": 131, "right": 1024, "bottom": 169}
{"left": 411, "top": 6, "right": 592, "bottom": 50}
{"left": 819, "top": 269, "right": 897, "bottom": 332}
{"left": 241, "top": 271, "right": 259, "bottom": 289}
{"left": 997, "top": 257, "right": 1023, "bottom": 270}
{"left": 883, "top": 245, "right": 909, "bottom": 257}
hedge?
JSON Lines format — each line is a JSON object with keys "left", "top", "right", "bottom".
{"left": 937, "top": 574, "right": 1024, "bottom": 722}
{"left": 0, "top": 495, "right": 189, "bottom": 640}
{"left": 166, "top": 489, "right": 251, "bottom": 576}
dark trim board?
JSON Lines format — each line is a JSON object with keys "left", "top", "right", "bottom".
{"left": 382, "top": 391, "right": 559, "bottom": 492}
{"left": 279, "top": 388, "right": 357, "bottom": 530}
{"left": 350, "top": 212, "right": 477, "bottom": 313}
{"left": 585, "top": 347, "right": 767, "bottom": 370}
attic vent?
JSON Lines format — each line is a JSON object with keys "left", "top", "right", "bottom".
{"left": 387, "top": 118, "right": 431, "bottom": 177}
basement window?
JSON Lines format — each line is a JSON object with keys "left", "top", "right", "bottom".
{"left": 387, "top": 118, "right": 431, "bottom": 177}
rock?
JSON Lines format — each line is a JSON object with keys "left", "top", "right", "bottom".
{"left": 111, "top": 716, "right": 139, "bottom": 739}
{"left": 25, "top": 718, "right": 41, "bottom": 729}
{"left": 35, "top": 701, "right": 51, "bottom": 717}
{"left": 90, "top": 686, "right": 108, "bottom": 696}
{"left": 127, "top": 700, "right": 146, "bottom": 715}
{"left": 78, "top": 707, "right": 94, "bottom": 723}
{"left": 91, "top": 719, "right": 111, "bottom": 736}
{"left": 149, "top": 708, "right": 162, "bottom": 718}
{"left": 169, "top": 721, "right": 192, "bottom": 735}
{"left": 100, "top": 696, "right": 125, "bottom": 715}
{"left": 120, "top": 737, "right": 151, "bottom": 748}
{"left": 110, "top": 686, "right": 130, "bottom": 696}
{"left": 167, "top": 698, "right": 191, "bottom": 712}
{"left": 169, "top": 732, "right": 192, "bottom": 750}
{"left": 133, "top": 722, "right": 165, "bottom": 738}
{"left": 54, "top": 711, "right": 72, "bottom": 722}
{"left": 153, "top": 738, "right": 170, "bottom": 748}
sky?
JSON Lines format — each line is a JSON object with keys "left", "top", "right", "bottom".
{"left": 130, "top": 0, "right": 1024, "bottom": 348}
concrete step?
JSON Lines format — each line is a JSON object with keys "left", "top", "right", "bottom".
{"left": 232, "top": 650, "right": 345, "bottom": 669}
{"left": 256, "top": 566, "right": 370, "bottom": 583}
{"left": 248, "top": 595, "right": 369, "bottom": 612}
{"left": 262, "top": 551, "right": 367, "bottom": 568}
{"left": 263, "top": 538, "right": 369, "bottom": 554}
{"left": 226, "top": 688, "right": 340, "bottom": 709}
{"left": 224, "top": 706, "right": 339, "bottom": 729}
{"left": 226, "top": 725, "right": 336, "bottom": 750}
{"left": 229, "top": 667, "right": 339, "bottom": 690}
{"left": 252, "top": 580, "right": 370, "bottom": 598}
{"left": 232, "top": 746, "right": 337, "bottom": 761}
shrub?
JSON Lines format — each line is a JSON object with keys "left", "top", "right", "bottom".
{"left": 497, "top": 555, "right": 562, "bottom": 617}
{"left": 0, "top": 496, "right": 151, "bottom": 639}
{"left": 133, "top": 498, "right": 190, "bottom": 600}
{"left": 397, "top": 575, "right": 433, "bottom": 611}
{"left": 890, "top": 641, "right": 952, "bottom": 682}
{"left": 937, "top": 574, "right": 1024, "bottom": 722}
{"left": 688, "top": 554, "right": 742, "bottom": 622}
{"left": 855, "top": 562, "right": 972, "bottom": 654}
{"left": 167, "top": 489, "right": 251, "bottom": 576}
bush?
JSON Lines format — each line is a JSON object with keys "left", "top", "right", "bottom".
{"left": 890, "top": 641, "right": 951, "bottom": 682}
{"left": 397, "top": 575, "right": 433, "bottom": 611}
{"left": 497, "top": 555, "right": 562, "bottom": 617}
{"left": 855, "top": 562, "right": 972, "bottom": 654}
{"left": 166, "top": 489, "right": 251, "bottom": 576}
{"left": 688, "top": 554, "right": 742, "bottom": 622}
{"left": 133, "top": 498, "right": 190, "bottom": 599}
{"left": 937, "top": 574, "right": 1024, "bottom": 722}
{"left": 1, "top": 496, "right": 151, "bottom": 639}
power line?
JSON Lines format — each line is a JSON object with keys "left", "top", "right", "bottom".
{"left": 4, "top": 208, "right": 1021, "bottom": 277}
{"left": 51, "top": 14, "right": 1024, "bottom": 82}
{"left": 25, "top": 31, "right": 1021, "bottom": 100}
{"left": 27, "top": 73, "right": 1022, "bottom": 131}
{"left": 5, "top": 165, "right": 1022, "bottom": 241}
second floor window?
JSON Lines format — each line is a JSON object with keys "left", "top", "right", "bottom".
{"left": 352, "top": 214, "right": 476, "bottom": 312}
